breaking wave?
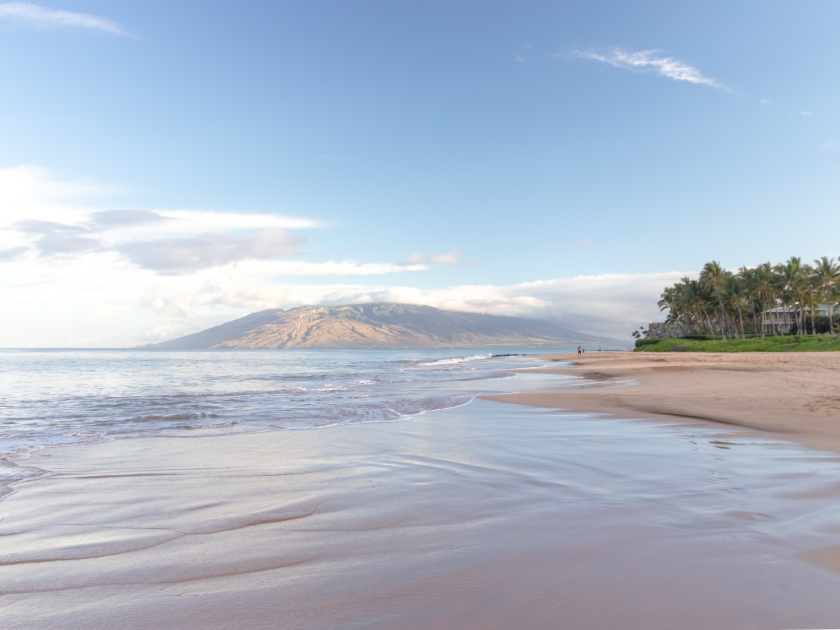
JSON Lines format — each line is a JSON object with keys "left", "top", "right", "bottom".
{"left": 416, "top": 354, "right": 492, "bottom": 366}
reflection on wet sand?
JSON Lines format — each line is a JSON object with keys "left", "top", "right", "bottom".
{"left": 2, "top": 394, "right": 840, "bottom": 628}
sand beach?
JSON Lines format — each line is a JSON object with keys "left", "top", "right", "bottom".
{"left": 2, "top": 354, "right": 840, "bottom": 628}
{"left": 487, "top": 351, "right": 840, "bottom": 454}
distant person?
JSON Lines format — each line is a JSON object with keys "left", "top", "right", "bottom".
{"left": 598, "top": 346, "right": 601, "bottom": 352}
{"left": 577, "top": 345, "right": 582, "bottom": 356}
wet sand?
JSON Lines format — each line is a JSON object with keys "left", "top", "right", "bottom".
{"left": 3, "top": 387, "right": 840, "bottom": 628}
{"left": 486, "top": 351, "right": 840, "bottom": 455}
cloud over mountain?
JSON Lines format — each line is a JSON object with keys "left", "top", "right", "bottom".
{"left": 119, "top": 229, "right": 306, "bottom": 274}
{"left": 0, "top": 165, "right": 684, "bottom": 346}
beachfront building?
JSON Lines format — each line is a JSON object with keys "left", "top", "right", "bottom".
{"left": 761, "top": 305, "right": 837, "bottom": 335}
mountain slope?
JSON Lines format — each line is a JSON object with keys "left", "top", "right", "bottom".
{"left": 147, "top": 303, "right": 623, "bottom": 349}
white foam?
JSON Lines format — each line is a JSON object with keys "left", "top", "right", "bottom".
{"left": 416, "top": 354, "right": 492, "bottom": 367}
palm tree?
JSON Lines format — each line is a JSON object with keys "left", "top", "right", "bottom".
{"left": 682, "top": 278, "right": 710, "bottom": 337}
{"left": 775, "top": 258, "right": 806, "bottom": 335}
{"left": 753, "top": 263, "right": 777, "bottom": 336}
{"left": 658, "top": 287, "right": 677, "bottom": 325}
{"left": 726, "top": 275, "right": 747, "bottom": 339}
{"left": 737, "top": 266, "right": 763, "bottom": 337}
{"left": 802, "top": 265, "right": 818, "bottom": 335}
{"left": 655, "top": 254, "right": 840, "bottom": 341}
{"left": 756, "top": 261, "right": 779, "bottom": 337}
{"left": 700, "top": 261, "right": 731, "bottom": 341}
{"left": 813, "top": 256, "right": 840, "bottom": 336}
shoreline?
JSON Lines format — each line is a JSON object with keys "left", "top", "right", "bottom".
{"left": 0, "top": 348, "right": 548, "bottom": 501}
{"left": 483, "top": 351, "right": 840, "bottom": 455}
{"left": 4, "top": 360, "right": 840, "bottom": 626}
{"left": 5, "top": 394, "right": 840, "bottom": 627}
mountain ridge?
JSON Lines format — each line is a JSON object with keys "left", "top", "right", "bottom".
{"left": 145, "top": 303, "right": 624, "bottom": 349}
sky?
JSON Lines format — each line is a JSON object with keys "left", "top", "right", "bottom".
{"left": 0, "top": 1, "right": 838, "bottom": 346}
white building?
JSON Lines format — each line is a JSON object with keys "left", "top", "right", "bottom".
{"left": 762, "top": 305, "right": 837, "bottom": 335}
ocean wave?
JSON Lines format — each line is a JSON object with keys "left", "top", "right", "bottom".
{"left": 0, "top": 348, "right": 547, "bottom": 496}
{"left": 415, "top": 354, "right": 492, "bottom": 367}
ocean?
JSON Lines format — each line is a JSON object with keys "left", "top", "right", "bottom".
{"left": 0, "top": 347, "right": 582, "bottom": 495}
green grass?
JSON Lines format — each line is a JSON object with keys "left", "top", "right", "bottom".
{"left": 636, "top": 335, "right": 840, "bottom": 353}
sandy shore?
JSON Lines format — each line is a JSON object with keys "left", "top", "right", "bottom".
{"left": 485, "top": 351, "right": 840, "bottom": 454}
{"left": 3, "top": 366, "right": 840, "bottom": 627}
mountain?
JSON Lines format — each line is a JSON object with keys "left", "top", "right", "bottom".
{"left": 145, "top": 303, "right": 623, "bottom": 349}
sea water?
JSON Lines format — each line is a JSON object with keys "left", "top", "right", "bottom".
{"left": 0, "top": 348, "right": 584, "bottom": 493}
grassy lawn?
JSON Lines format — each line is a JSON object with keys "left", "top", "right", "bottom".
{"left": 636, "top": 336, "right": 840, "bottom": 352}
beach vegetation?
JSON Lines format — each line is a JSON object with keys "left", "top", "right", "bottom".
{"left": 634, "top": 338, "right": 662, "bottom": 348}
{"left": 650, "top": 256, "right": 840, "bottom": 343}
{"left": 636, "top": 335, "right": 840, "bottom": 353}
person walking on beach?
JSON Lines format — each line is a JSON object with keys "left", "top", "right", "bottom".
{"left": 577, "top": 345, "right": 582, "bottom": 356}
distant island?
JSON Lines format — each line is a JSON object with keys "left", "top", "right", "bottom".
{"left": 144, "top": 303, "right": 622, "bottom": 349}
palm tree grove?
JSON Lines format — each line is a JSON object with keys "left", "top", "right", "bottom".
{"left": 638, "top": 257, "right": 840, "bottom": 352}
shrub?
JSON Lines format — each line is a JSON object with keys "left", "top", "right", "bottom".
{"left": 637, "top": 336, "right": 840, "bottom": 353}
{"left": 635, "top": 339, "right": 662, "bottom": 348}
{"left": 790, "top": 316, "right": 840, "bottom": 335}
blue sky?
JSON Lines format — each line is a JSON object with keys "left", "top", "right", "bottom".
{"left": 0, "top": 1, "right": 838, "bottom": 345}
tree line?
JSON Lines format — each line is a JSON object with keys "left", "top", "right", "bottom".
{"left": 654, "top": 257, "right": 840, "bottom": 340}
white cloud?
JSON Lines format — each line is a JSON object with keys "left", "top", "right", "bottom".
{"left": 0, "top": 166, "right": 442, "bottom": 346}
{"left": 578, "top": 240, "right": 594, "bottom": 247}
{"left": 0, "top": 166, "right": 323, "bottom": 272}
{"left": 573, "top": 48, "right": 727, "bottom": 90}
{"left": 0, "top": 246, "right": 682, "bottom": 345}
{"left": 408, "top": 250, "right": 464, "bottom": 266}
{"left": 0, "top": 165, "right": 115, "bottom": 225}
{"left": 760, "top": 99, "right": 771, "bottom": 105}
{"left": 329, "top": 273, "right": 685, "bottom": 338}
{"left": 0, "top": 2, "right": 126, "bottom": 35}
{"left": 801, "top": 111, "right": 813, "bottom": 117}
{"left": 150, "top": 210, "right": 320, "bottom": 233}
{"left": 0, "top": 165, "right": 685, "bottom": 346}
{"left": 264, "top": 260, "right": 426, "bottom": 275}
{"left": 0, "top": 246, "right": 27, "bottom": 261}
{"left": 35, "top": 231, "right": 100, "bottom": 256}
{"left": 90, "top": 210, "right": 169, "bottom": 228}
{"left": 118, "top": 230, "right": 306, "bottom": 274}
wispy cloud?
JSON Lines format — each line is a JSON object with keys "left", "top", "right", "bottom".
{"left": 0, "top": 166, "right": 431, "bottom": 282}
{"left": 0, "top": 2, "right": 126, "bottom": 35}
{"left": 801, "top": 111, "right": 813, "bottom": 117}
{"left": 407, "top": 250, "right": 466, "bottom": 266}
{"left": 0, "top": 246, "right": 27, "bottom": 261}
{"left": 11, "top": 218, "right": 100, "bottom": 256}
{"left": 572, "top": 48, "right": 727, "bottom": 90}
{"left": 118, "top": 230, "right": 306, "bottom": 274}
{"left": 91, "top": 210, "right": 169, "bottom": 229}
{"left": 578, "top": 240, "right": 594, "bottom": 247}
